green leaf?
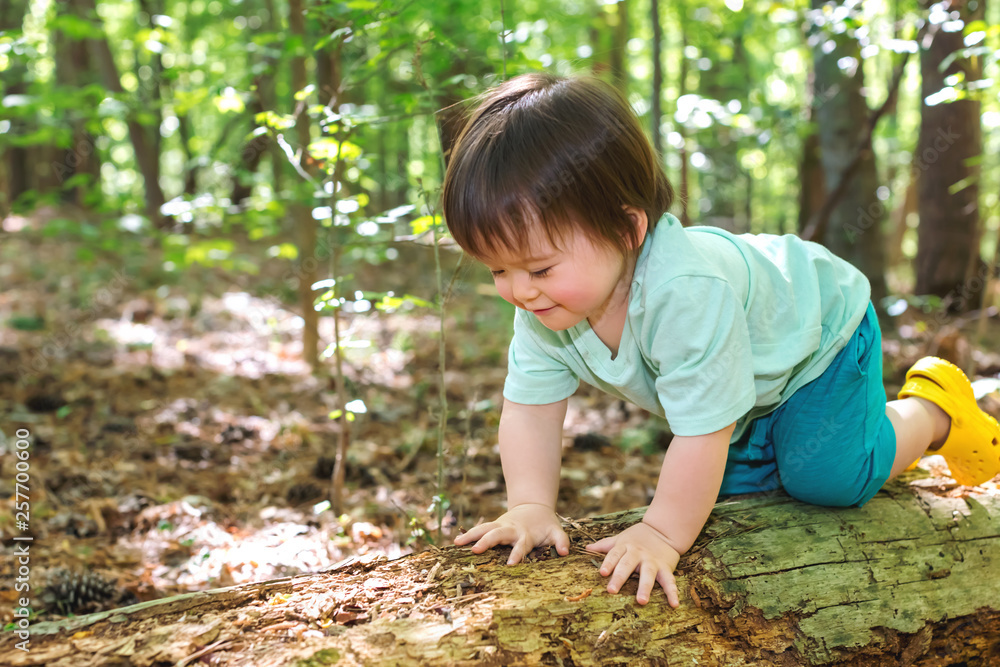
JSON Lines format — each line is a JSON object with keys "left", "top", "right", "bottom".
{"left": 410, "top": 215, "right": 442, "bottom": 235}
{"left": 268, "top": 243, "right": 299, "bottom": 260}
{"left": 964, "top": 20, "right": 987, "bottom": 35}
{"left": 8, "top": 315, "right": 45, "bottom": 331}
{"left": 255, "top": 110, "right": 297, "bottom": 131}
{"left": 308, "top": 137, "right": 363, "bottom": 161}
{"left": 185, "top": 239, "right": 235, "bottom": 266}
{"left": 172, "top": 88, "right": 210, "bottom": 116}
{"left": 375, "top": 294, "right": 432, "bottom": 312}
{"left": 294, "top": 84, "right": 316, "bottom": 102}
{"left": 51, "top": 14, "right": 106, "bottom": 40}
{"left": 315, "top": 27, "right": 353, "bottom": 51}
{"left": 213, "top": 88, "right": 245, "bottom": 114}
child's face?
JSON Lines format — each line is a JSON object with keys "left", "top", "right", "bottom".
{"left": 481, "top": 225, "right": 631, "bottom": 333}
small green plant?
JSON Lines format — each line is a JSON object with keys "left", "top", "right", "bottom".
{"left": 296, "top": 648, "right": 341, "bottom": 666}
{"left": 407, "top": 515, "right": 432, "bottom": 548}
{"left": 7, "top": 315, "right": 45, "bottom": 331}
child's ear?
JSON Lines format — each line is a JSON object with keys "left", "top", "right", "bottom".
{"left": 622, "top": 206, "right": 648, "bottom": 249}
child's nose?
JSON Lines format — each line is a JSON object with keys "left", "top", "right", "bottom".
{"left": 511, "top": 273, "right": 539, "bottom": 303}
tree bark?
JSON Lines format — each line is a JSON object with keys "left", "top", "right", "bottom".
{"left": 0, "top": 0, "right": 31, "bottom": 213}
{"left": 136, "top": 0, "right": 164, "bottom": 165}
{"left": 676, "top": 1, "right": 691, "bottom": 227}
{"left": 888, "top": 167, "right": 919, "bottom": 269}
{"left": 609, "top": 0, "right": 629, "bottom": 93}
{"left": 430, "top": 1, "right": 493, "bottom": 168}
{"left": 73, "top": 0, "right": 166, "bottom": 226}
{"left": 262, "top": 0, "right": 284, "bottom": 195}
{"left": 8, "top": 486, "right": 1000, "bottom": 666}
{"left": 229, "top": 0, "right": 283, "bottom": 205}
{"left": 650, "top": 0, "right": 663, "bottom": 157}
{"left": 914, "top": 0, "right": 985, "bottom": 306}
{"left": 52, "top": 0, "right": 102, "bottom": 207}
{"left": 229, "top": 79, "right": 272, "bottom": 206}
{"left": 698, "top": 18, "right": 750, "bottom": 233}
{"left": 809, "top": 0, "right": 888, "bottom": 309}
{"left": 288, "top": 0, "right": 320, "bottom": 371}
{"left": 797, "top": 63, "right": 825, "bottom": 235}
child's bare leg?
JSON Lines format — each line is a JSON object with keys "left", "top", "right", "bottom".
{"left": 885, "top": 397, "right": 951, "bottom": 479}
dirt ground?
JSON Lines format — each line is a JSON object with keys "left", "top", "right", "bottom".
{"left": 2, "top": 212, "right": 999, "bottom": 626}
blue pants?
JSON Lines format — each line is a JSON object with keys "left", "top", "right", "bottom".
{"left": 720, "top": 303, "right": 896, "bottom": 507}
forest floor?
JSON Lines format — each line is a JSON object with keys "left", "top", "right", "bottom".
{"left": 2, "top": 209, "right": 1000, "bottom": 626}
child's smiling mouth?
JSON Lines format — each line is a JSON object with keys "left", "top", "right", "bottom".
{"left": 532, "top": 306, "right": 556, "bottom": 315}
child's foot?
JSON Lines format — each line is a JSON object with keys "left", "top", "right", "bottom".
{"left": 898, "top": 357, "right": 1000, "bottom": 486}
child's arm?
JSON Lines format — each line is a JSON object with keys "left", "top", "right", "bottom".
{"left": 454, "top": 399, "right": 571, "bottom": 564}
{"left": 588, "top": 422, "right": 734, "bottom": 606}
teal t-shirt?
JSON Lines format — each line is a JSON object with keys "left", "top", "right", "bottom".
{"left": 502, "top": 213, "right": 871, "bottom": 441}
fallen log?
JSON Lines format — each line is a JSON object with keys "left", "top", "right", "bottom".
{"left": 3, "top": 482, "right": 999, "bottom": 666}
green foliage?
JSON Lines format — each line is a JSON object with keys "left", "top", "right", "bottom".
{"left": 11, "top": 0, "right": 1000, "bottom": 243}
{"left": 7, "top": 315, "right": 46, "bottom": 331}
{"left": 295, "top": 649, "right": 341, "bottom": 667}
{"left": 4, "top": 0, "right": 1000, "bottom": 550}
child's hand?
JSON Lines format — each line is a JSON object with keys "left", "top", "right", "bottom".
{"left": 587, "top": 521, "right": 681, "bottom": 607}
{"left": 454, "top": 503, "right": 570, "bottom": 565}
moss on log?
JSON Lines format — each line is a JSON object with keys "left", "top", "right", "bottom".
{"left": 3, "top": 484, "right": 999, "bottom": 666}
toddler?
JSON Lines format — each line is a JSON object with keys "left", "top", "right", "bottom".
{"left": 442, "top": 72, "right": 1000, "bottom": 606}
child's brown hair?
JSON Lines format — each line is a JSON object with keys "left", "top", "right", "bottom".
{"left": 442, "top": 72, "right": 674, "bottom": 260}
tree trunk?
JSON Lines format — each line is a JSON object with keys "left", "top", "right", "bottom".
{"left": 888, "top": 167, "right": 919, "bottom": 270}
{"left": 288, "top": 0, "right": 320, "bottom": 371}
{"left": 809, "top": 0, "right": 888, "bottom": 309}
{"left": 650, "top": 0, "right": 663, "bottom": 157}
{"left": 797, "top": 132, "right": 825, "bottom": 234}
{"left": 0, "top": 0, "right": 31, "bottom": 213}
{"left": 797, "top": 65, "right": 826, "bottom": 235}
{"left": 73, "top": 0, "right": 166, "bottom": 226}
{"left": 609, "top": 0, "right": 629, "bottom": 92}
{"left": 676, "top": 1, "right": 691, "bottom": 227}
{"left": 8, "top": 487, "right": 1000, "bottom": 666}
{"left": 136, "top": 0, "right": 164, "bottom": 165}
{"left": 228, "top": 0, "right": 283, "bottom": 206}
{"left": 432, "top": 1, "right": 492, "bottom": 168}
{"left": 261, "top": 0, "right": 284, "bottom": 196}
{"left": 229, "top": 79, "right": 271, "bottom": 206}
{"left": 913, "top": 0, "right": 985, "bottom": 306}
{"left": 589, "top": 2, "right": 608, "bottom": 79}
{"left": 699, "top": 20, "right": 750, "bottom": 232}
{"left": 52, "top": 0, "right": 102, "bottom": 207}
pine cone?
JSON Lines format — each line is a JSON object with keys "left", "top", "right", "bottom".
{"left": 40, "top": 568, "right": 120, "bottom": 616}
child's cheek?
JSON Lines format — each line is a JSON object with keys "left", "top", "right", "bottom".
{"left": 495, "top": 282, "right": 516, "bottom": 306}
{"left": 555, "top": 285, "right": 588, "bottom": 308}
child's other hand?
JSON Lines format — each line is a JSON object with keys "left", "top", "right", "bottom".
{"left": 453, "top": 503, "right": 570, "bottom": 565}
{"left": 586, "top": 521, "right": 681, "bottom": 607}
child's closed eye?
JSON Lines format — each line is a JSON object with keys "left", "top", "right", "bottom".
{"left": 531, "top": 267, "right": 551, "bottom": 278}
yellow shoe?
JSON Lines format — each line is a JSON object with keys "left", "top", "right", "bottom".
{"left": 898, "top": 357, "right": 1000, "bottom": 486}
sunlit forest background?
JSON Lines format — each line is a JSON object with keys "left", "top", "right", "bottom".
{"left": 2, "top": 0, "right": 1000, "bottom": 621}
